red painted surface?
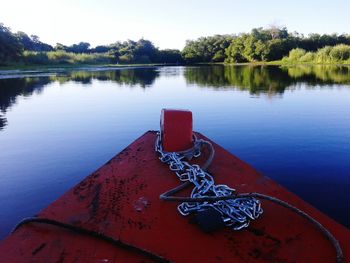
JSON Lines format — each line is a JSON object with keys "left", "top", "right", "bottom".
{"left": 1, "top": 131, "right": 349, "bottom": 263}
{"left": 161, "top": 109, "right": 193, "bottom": 152}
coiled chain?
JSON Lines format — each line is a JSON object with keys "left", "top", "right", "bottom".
{"left": 155, "top": 133, "right": 263, "bottom": 230}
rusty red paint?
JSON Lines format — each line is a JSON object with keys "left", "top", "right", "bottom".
{"left": 0, "top": 131, "right": 349, "bottom": 262}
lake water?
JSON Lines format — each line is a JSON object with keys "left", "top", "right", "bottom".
{"left": 0, "top": 65, "right": 350, "bottom": 239}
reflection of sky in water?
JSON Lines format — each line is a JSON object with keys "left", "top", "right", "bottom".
{"left": 0, "top": 66, "right": 350, "bottom": 239}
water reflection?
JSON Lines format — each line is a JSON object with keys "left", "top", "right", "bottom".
{"left": 54, "top": 67, "right": 160, "bottom": 87}
{"left": 0, "top": 77, "right": 48, "bottom": 112}
{"left": 1, "top": 65, "right": 350, "bottom": 131}
{"left": 185, "top": 66, "right": 291, "bottom": 94}
{"left": 184, "top": 65, "right": 350, "bottom": 94}
{"left": 0, "top": 115, "right": 6, "bottom": 131}
{"left": 0, "top": 77, "right": 50, "bottom": 130}
{"left": 283, "top": 65, "right": 350, "bottom": 84}
{"left": 0, "top": 67, "right": 160, "bottom": 130}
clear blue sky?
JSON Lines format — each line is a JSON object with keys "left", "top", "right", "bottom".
{"left": 1, "top": 0, "right": 349, "bottom": 49}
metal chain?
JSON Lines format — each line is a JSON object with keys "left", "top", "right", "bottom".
{"left": 155, "top": 133, "right": 263, "bottom": 230}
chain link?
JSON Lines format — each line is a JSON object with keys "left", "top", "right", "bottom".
{"left": 155, "top": 133, "right": 263, "bottom": 230}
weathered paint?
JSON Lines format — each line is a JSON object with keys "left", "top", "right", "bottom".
{"left": 0, "top": 131, "right": 349, "bottom": 262}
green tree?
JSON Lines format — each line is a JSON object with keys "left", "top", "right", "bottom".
{"left": 225, "top": 35, "right": 247, "bottom": 63}
{"left": 182, "top": 35, "right": 234, "bottom": 63}
{"left": 0, "top": 23, "right": 23, "bottom": 64}
{"left": 54, "top": 43, "right": 67, "bottom": 51}
{"left": 254, "top": 40, "right": 270, "bottom": 61}
{"left": 156, "top": 49, "right": 183, "bottom": 63}
{"left": 66, "top": 42, "right": 90, "bottom": 53}
{"left": 134, "top": 39, "right": 157, "bottom": 62}
{"left": 16, "top": 32, "right": 52, "bottom": 51}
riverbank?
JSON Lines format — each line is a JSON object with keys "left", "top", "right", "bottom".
{"left": 0, "top": 63, "right": 176, "bottom": 71}
{"left": 1, "top": 61, "right": 350, "bottom": 74}
{"left": 197, "top": 61, "right": 350, "bottom": 67}
{"left": 268, "top": 61, "right": 350, "bottom": 66}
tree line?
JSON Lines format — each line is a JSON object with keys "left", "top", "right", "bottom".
{"left": 1, "top": 22, "right": 350, "bottom": 66}
{"left": 0, "top": 23, "right": 182, "bottom": 65}
{"left": 183, "top": 27, "right": 350, "bottom": 63}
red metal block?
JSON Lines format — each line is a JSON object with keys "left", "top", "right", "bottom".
{"left": 160, "top": 109, "right": 193, "bottom": 152}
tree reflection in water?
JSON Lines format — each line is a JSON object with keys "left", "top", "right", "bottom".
{"left": 184, "top": 65, "right": 350, "bottom": 94}
{"left": 0, "top": 65, "right": 349, "bottom": 130}
{"left": 0, "top": 115, "right": 6, "bottom": 130}
{"left": 0, "top": 67, "right": 160, "bottom": 130}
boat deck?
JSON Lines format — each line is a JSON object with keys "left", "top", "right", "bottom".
{"left": 1, "top": 131, "right": 349, "bottom": 262}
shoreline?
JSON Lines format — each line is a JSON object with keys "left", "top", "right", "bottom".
{"left": 1, "top": 61, "right": 350, "bottom": 73}
{"left": 0, "top": 63, "right": 175, "bottom": 71}
{"left": 199, "top": 61, "right": 350, "bottom": 66}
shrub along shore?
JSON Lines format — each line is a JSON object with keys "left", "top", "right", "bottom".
{"left": 1, "top": 22, "right": 350, "bottom": 68}
{"left": 281, "top": 45, "right": 350, "bottom": 64}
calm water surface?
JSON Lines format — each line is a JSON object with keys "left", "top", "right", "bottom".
{"left": 0, "top": 65, "right": 350, "bottom": 239}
